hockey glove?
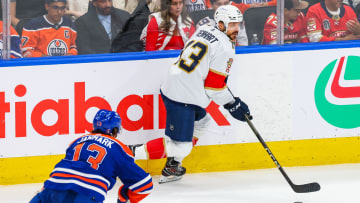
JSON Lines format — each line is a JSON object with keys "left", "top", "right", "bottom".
{"left": 224, "top": 97, "right": 251, "bottom": 122}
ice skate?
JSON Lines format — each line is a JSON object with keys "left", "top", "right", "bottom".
{"left": 159, "top": 157, "right": 186, "bottom": 184}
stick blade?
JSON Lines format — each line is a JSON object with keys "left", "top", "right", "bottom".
{"left": 292, "top": 182, "right": 321, "bottom": 193}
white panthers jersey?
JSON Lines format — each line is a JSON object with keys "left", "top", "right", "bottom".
{"left": 161, "top": 25, "right": 236, "bottom": 108}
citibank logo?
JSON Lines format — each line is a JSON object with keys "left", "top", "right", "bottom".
{"left": 314, "top": 56, "right": 360, "bottom": 129}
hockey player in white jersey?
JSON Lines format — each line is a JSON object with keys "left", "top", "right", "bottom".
{"left": 196, "top": 0, "right": 248, "bottom": 46}
{"left": 159, "top": 4, "right": 251, "bottom": 183}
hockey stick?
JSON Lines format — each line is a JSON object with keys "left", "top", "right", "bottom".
{"left": 244, "top": 114, "right": 321, "bottom": 193}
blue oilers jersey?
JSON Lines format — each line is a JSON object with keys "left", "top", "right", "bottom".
{"left": 43, "top": 133, "right": 153, "bottom": 202}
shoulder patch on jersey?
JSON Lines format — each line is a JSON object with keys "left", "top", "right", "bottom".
{"left": 270, "top": 29, "right": 277, "bottom": 40}
{"left": 307, "top": 18, "right": 317, "bottom": 32}
{"left": 226, "top": 58, "right": 233, "bottom": 73}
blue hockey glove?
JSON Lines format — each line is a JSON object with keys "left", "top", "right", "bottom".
{"left": 224, "top": 97, "right": 251, "bottom": 122}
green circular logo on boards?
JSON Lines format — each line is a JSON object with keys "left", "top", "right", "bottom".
{"left": 314, "top": 56, "right": 360, "bottom": 129}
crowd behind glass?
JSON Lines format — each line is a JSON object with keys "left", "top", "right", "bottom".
{"left": 1, "top": 0, "right": 360, "bottom": 59}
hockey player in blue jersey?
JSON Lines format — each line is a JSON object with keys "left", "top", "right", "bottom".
{"left": 30, "top": 109, "right": 153, "bottom": 203}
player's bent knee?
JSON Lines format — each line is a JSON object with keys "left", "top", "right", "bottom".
{"left": 194, "top": 114, "right": 211, "bottom": 138}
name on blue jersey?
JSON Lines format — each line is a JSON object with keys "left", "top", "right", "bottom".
{"left": 196, "top": 30, "right": 219, "bottom": 43}
{"left": 78, "top": 135, "right": 114, "bottom": 148}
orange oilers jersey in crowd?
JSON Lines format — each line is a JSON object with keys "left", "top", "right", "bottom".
{"left": 161, "top": 25, "right": 235, "bottom": 108}
{"left": 306, "top": 2, "right": 357, "bottom": 42}
{"left": 21, "top": 15, "right": 77, "bottom": 57}
{"left": 263, "top": 12, "right": 308, "bottom": 44}
{"left": 0, "top": 21, "right": 22, "bottom": 58}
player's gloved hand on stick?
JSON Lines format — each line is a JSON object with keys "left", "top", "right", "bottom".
{"left": 224, "top": 97, "right": 251, "bottom": 122}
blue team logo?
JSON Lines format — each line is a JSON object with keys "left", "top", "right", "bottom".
{"left": 47, "top": 39, "right": 68, "bottom": 56}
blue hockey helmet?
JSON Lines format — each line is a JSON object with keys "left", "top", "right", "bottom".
{"left": 93, "top": 109, "right": 121, "bottom": 135}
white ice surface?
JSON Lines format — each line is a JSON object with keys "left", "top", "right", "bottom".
{"left": 1, "top": 163, "right": 360, "bottom": 203}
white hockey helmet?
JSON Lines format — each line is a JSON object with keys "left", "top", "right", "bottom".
{"left": 214, "top": 5, "right": 243, "bottom": 30}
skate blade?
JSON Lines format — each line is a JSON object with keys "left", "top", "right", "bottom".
{"left": 159, "top": 175, "right": 183, "bottom": 184}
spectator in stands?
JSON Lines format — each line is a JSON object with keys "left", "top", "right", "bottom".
{"left": 111, "top": 0, "right": 153, "bottom": 52}
{"left": 306, "top": 0, "right": 360, "bottom": 42}
{"left": 65, "top": 0, "right": 91, "bottom": 21}
{"left": 75, "top": 0, "right": 130, "bottom": 55}
{"left": 141, "top": 0, "right": 195, "bottom": 51}
{"left": 231, "top": 0, "right": 277, "bottom": 14}
{"left": 114, "top": 0, "right": 161, "bottom": 13}
{"left": 147, "top": 0, "right": 162, "bottom": 12}
{"left": 188, "top": 0, "right": 275, "bottom": 25}
{"left": 196, "top": 0, "right": 228, "bottom": 28}
{"left": 343, "top": 0, "right": 360, "bottom": 20}
{"left": 66, "top": 1, "right": 160, "bottom": 20}
{"left": 196, "top": 0, "right": 248, "bottom": 46}
{"left": 184, "top": 0, "right": 211, "bottom": 13}
{"left": 263, "top": 0, "right": 309, "bottom": 44}
{"left": 0, "top": 21, "right": 23, "bottom": 59}
{"left": 66, "top": 0, "right": 91, "bottom": 19}
{"left": 114, "top": 0, "right": 142, "bottom": 13}
{"left": 186, "top": 0, "right": 275, "bottom": 21}
{"left": 21, "top": 0, "right": 77, "bottom": 57}
{"left": 10, "top": 0, "right": 47, "bottom": 35}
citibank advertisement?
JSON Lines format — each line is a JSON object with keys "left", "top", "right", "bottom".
{"left": 0, "top": 57, "right": 251, "bottom": 158}
{"left": 1, "top": 47, "right": 360, "bottom": 158}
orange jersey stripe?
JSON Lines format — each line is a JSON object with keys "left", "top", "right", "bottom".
{"left": 128, "top": 189, "right": 151, "bottom": 203}
{"left": 118, "top": 185, "right": 128, "bottom": 202}
{"left": 133, "top": 181, "right": 153, "bottom": 193}
{"left": 50, "top": 172, "right": 108, "bottom": 191}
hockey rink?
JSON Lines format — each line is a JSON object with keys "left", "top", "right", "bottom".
{"left": 1, "top": 163, "right": 359, "bottom": 203}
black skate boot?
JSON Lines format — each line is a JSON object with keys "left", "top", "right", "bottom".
{"left": 159, "top": 157, "right": 186, "bottom": 184}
